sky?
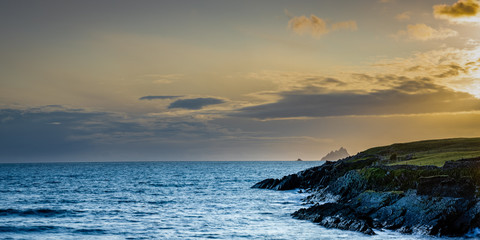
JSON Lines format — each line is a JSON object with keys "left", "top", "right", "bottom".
{"left": 1, "top": 0, "right": 480, "bottom": 162}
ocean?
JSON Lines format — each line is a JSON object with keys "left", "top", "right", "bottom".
{"left": 0, "top": 161, "right": 461, "bottom": 239}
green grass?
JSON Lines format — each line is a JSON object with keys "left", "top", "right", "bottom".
{"left": 352, "top": 137, "right": 480, "bottom": 167}
{"left": 391, "top": 150, "right": 480, "bottom": 166}
{"left": 358, "top": 167, "right": 444, "bottom": 191}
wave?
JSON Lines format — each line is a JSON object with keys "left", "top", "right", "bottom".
{"left": 148, "top": 183, "right": 196, "bottom": 188}
{"left": 117, "top": 200, "right": 138, "bottom": 204}
{"left": 147, "top": 200, "right": 174, "bottom": 205}
{"left": 0, "top": 225, "right": 72, "bottom": 233}
{"left": 0, "top": 208, "right": 82, "bottom": 217}
{"left": 73, "top": 228, "right": 107, "bottom": 234}
{"left": 0, "top": 225, "right": 104, "bottom": 234}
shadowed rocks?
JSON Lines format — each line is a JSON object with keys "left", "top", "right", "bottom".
{"left": 293, "top": 203, "right": 375, "bottom": 235}
{"left": 417, "top": 175, "right": 475, "bottom": 198}
{"left": 252, "top": 155, "right": 480, "bottom": 237}
{"left": 251, "top": 174, "right": 300, "bottom": 190}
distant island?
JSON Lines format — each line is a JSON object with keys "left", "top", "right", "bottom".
{"left": 321, "top": 147, "right": 350, "bottom": 161}
{"left": 253, "top": 137, "right": 480, "bottom": 237}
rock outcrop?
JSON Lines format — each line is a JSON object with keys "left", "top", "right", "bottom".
{"left": 252, "top": 154, "right": 480, "bottom": 237}
{"left": 251, "top": 174, "right": 300, "bottom": 190}
{"left": 321, "top": 147, "right": 350, "bottom": 161}
{"left": 417, "top": 175, "right": 475, "bottom": 198}
{"left": 292, "top": 202, "right": 375, "bottom": 235}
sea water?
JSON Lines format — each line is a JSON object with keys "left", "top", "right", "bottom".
{"left": 0, "top": 161, "right": 464, "bottom": 239}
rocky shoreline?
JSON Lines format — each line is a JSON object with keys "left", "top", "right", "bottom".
{"left": 252, "top": 155, "right": 480, "bottom": 236}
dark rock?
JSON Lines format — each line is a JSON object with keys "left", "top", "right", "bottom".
{"left": 455, "top": 201, "right": 480, "bottom": 234}
{"left": 251, "top": 178, "right": 278, "bottom": 189}
{"left": 325, "top": 170, "right": 367, "bottom": 201}
{"left": 292, "top": 203, "right": 375, "bottom": 235}
{"left": 252, "top": 174, "right": 302, "bottom": 190}
{"left": 252, "top": 163, "right": 329, "bottom": 190}
{"left": 442, "top": 157, "right": 480, "bottom": 169}
{"left": 371, "top": 191, "right": 474, "bottom": 236}
{"left": 349, "top": 191, "right": 403, "bottom": 215}
{"left": 252, "top": 157, "right": 377, "bottom": 190}
{"left": 273, "top": 174, "right": 300, "bottom": 190}
{"left": 417, "top": 175, "right": 475, "bottom": 198}
{"left": 302, "top": 188, "right": 340, "bottom": 204}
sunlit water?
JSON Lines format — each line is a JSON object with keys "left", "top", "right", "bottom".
{"left": 0, "top": 161, "right": 467, "bottom": 239}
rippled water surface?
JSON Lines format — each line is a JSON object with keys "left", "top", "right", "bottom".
{"left": 0, "top": 161, "right": 458, "bottom": 239}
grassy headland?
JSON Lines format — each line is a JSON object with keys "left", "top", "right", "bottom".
{"left": 348, "top": 137, "right": 480, "bottom": 166}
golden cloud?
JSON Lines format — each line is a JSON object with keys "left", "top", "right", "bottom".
{"left": 287, "top": 13, "right": 357, "bottom": 38}
{"left": 394, "top": 24, "right": 458, "bottom": 41}
{"left": 434, "top": 0, "right": 480, "bottom": 18}
{"left": 371, "top": 43, "right": 480, "bottom": 98}
{"left": 288, "top": 15, "right": 329, "bottom": 37}
{"left": 434, "top": 0, "right": 480, "bottom": 23}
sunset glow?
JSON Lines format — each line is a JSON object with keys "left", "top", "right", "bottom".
{"left": 1, "top": 0, "right": 480, "bottom": 162}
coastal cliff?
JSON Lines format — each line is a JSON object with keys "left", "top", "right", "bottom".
{"left": 252, "top": 138, "right": 480, "bottom": 236}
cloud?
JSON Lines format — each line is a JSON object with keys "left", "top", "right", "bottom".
{"left": 287, "top": 12, "right": 357, "bottom": 38}
{"left": 373, "top": 45, "right": 480, "bottom": 75}
{"left": 394, "top": 24, "right": 458, "bottom": 41}
{"left": 0, "top": 107, "right": 106, "bottom": 158}
{"left": 168, "top": 98, "right": 225, "bottom": 110}
{"left": 246, "top": 44, "right": 480, "bottom": 102}
{"left": 395, "top": 11, "right": 412, "bottom": 21}
{"left": 0, "top": 105, "right": 240, "bottom": 161}
{"left": 139, "top": 95, "right": 180, "bottom": 100}
{"left": 234, "top": 77, "right": 480, "bottom": 119}
{"left": 246, "top": 71, "right": 353, "bottom": 94}
{"left": 368, "top": 44, "right": 480, "bottom": 98}
{"left": 433, "top": 64, "right": 468, "bottom": 78}
{"left": 434, "top": 0, "right": 480, "bottom": 19}
{"left": 321, "top": 78, "right": 347, "bottom": 86}
{"left": 288, "top": 14, "right": 329, "bottom": 37}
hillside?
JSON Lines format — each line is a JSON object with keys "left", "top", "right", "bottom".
{"left": 347, "top": 137, "right": 480, "bottom": 166}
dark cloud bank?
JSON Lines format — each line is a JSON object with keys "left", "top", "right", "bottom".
{"left": 0, "top": 108, "right": 103, "bottom": 160}
{"left": 168, "top": 98, "right": 225, "bottom": 110}
{"left": 138, "top": 96, "right": 225, "bottom": 110}
{"left": 0, "top": 107, "right": 228, "bottom": 162}
{"left": 234, "top": 78, "right": 480, "bottom": 119}
{"left": 139, "top": 95, "right": 180, "bottom": 100}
